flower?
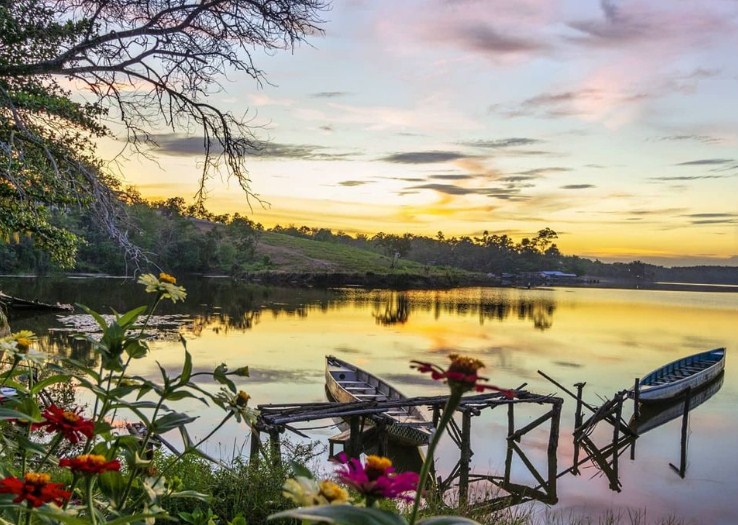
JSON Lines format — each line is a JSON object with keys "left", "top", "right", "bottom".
{"left": 334, "top": 453, "right": 419, "bottom": 502}
{"left": 60, "top": 454, "right": 121, "bottom": 474}
{"left": 283, "top": 477, "right": 350, "bottom": 506}
{"left": 32, "top": 405, "right": 95, "bottom": 444}
{"left": 137, "top": 273, "right": 187, "bottom": 303}
{"left": 236, "top": 390, "right": 251, "bottom": 407}
{"left": 0, "top": 330, "right": 38, "bottom": 355}
{"left": 411, "top": 354, "right": 516, "bottom": 398}
{"left": 0, "top": 472, "right": 70, "bottom": 507}
{"left": 158, "top": 272, "right": 177, "bottom": 284}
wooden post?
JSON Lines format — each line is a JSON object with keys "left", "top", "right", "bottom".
{"left": 377, "top": 420, "right": 389, "bottom": 457}
{"left": 347, "top": 416, "right": 361, "bottom": 459}
{"left": 432, "top": 405, "right": 441, "bottom": 427}
{"left": 612, "top": 395, "right": 623, "bottom": 480}
{"left": 249, "top": 427, "right": 261, "bottom": 469}
{"left": 547, "top": 400, "right": 561, "bottom": 500}
{"left": 633, "top": 378, "right": 640, "bottom": 420}
{"left": 670, "top": 387, "right": 691, "bottom": 478}
{"left": 269, "top": 428, "right": 282, "bottom": 467}
{"left": 572, "top": 383, "right": 584, "bottom": 475}
{"left": 507, "top": 402, "right": 516, "bottom": 441}
{"left": 459, "top": 410, "right": 472, "bottom": 505}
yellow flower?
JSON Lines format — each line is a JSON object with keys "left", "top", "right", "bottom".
{"left": 365, "top": 455, "right": 393, "bottom": 477}
{"left": 137, "top": 273, "right": 187, "bottom": 303}
{"left": 319, "top": 480, "right": 349, "bottom": 504}
{"left": 283, "top": 477, "right": 349, "bottom": 506}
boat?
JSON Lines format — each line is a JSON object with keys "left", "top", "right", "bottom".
{"left": 325, "top": 355, "right": 434, "bottom": 446}
{"left": 631, "top": 371, "right": 724, "bottom": 435}
{"left": 633, "top": 347, "right": 726, "bottom": 402}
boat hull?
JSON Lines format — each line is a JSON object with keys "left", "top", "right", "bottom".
{"left": 325, "top": 356, "right": 433, "bottom": 446}
{"left": 636, "top": 348, "right": 725, "bottom": 403}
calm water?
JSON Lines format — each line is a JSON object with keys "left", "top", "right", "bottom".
{"left": 3, "top": 277, "right": 737, "bottom": 524}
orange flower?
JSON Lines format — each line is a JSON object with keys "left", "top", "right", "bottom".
{"left": 159, "top": 272, "right": 177, "bottom": 284}
{"left": 60, "top": 454, "right": 121, "bottom": 474}
{"left": 32, "top": 405, "right": 95, "bottom": 443}
{"left": 0, "top": 472, "right": 70, "bottom": 507}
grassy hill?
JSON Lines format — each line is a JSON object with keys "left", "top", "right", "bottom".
{"left": 251, "top": 231, "right": 479, "bottom": 287}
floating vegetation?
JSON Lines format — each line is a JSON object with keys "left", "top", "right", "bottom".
{"left": 53, "top": 313, "right": 192, "bottom": 341}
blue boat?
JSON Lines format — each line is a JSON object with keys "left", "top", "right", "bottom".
{"left": 634, "top": 347, "right": 726, "bottom": 402}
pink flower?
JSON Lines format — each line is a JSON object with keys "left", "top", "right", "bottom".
{"left": 334, "top": 453, "right": 419, "bottom": 502}
{"left": 411, "top": 354, "right": 516, "bottom": 397}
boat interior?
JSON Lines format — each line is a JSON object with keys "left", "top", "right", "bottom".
{"left": 644, "top": 351, "right": 723, "bottom": 386}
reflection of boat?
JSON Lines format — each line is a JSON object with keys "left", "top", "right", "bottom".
{"left": 325, "top": 355, "right": 433, "bottom": 446}
{"left": 631, "top": 372, "right": 724, "bottom": 435}
{"left": 634, "top": 347, "right": 725, "bottom": 402}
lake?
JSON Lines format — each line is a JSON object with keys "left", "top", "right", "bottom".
{"left": 2, "top": 276, "right": 737, "bottom": 524}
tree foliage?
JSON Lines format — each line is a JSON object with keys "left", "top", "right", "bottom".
{"left": 0, "top": 0, "right": 326, "bottom": 266}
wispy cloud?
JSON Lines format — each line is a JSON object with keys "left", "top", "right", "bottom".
{"left": 152, "top": 134, "right": 355, "bottom": 161}
{"left": 311, "top": 91, "right": 350, "bottom": 98}
{"left": 659, "top": 134, "right": 722, "bottom": 144}
{"left": 561, "top": 184, "right": 595, "bottom": 190}
{"left": 338, "top": 180, "right": 369, "bottom": 187}
{"left": 675, "top": 158, "right": 734, "bottom": 166}
{"left": 380, "top": 151, "right": 472, "bottom": 164}
{"left": 461, "top": 137, "right": 543, "bottom": 148}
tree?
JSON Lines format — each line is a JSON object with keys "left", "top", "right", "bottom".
{"left": 1, "top": 0, "right": 326, "bottom": 267}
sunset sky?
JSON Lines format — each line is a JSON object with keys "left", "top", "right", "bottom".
{"left": 113, "top": 0, "right": 738, "bottom": 266}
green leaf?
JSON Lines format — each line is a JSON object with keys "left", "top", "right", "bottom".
{"left": 417, "top": 517, "right": 484, "bottom": 525}
{"left": 97, "top": 470, "right": 126, "bottom": 503}
{"left": 290, "top": 461, "right": 315, "bottom": 479}
{"left": 213, "top": 364, "right": 236, "bottom": 393}
{"left": 33, "top": 507, "right": 89, "bottom": 525}
{"left": 31, "top": 374, "right": 72, "bottom": 395}
{"left": 152, "top": 411, "right": 198, "bottom": 433}
{"left": 269, "top": 505, "right": 408, "bottom": 525}
{"left": 117, "top": 305, "right": 147, "bottom": 328}
{"left": 125, "top": 339, "right": 148, "bottom": 359}
{"left": 180, "top": 349, "right": 193, "bottom": 384}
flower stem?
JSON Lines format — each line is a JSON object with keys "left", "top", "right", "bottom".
{"left": 408, "top": 391, "right": 462, "bottom": 525}
{"left": 86, "top": 478, "right": 98, "bottom": 525}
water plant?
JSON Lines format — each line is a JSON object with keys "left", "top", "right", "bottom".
{"left": 0, "top": 273, "right": 253, "bottom": 524}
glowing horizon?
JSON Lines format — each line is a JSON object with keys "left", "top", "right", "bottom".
{"left": 108, "top": 0, "right": 738, "bottom": 267}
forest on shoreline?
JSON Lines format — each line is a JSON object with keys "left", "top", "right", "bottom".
{"left": 1, "top": 194, "right": 737, "bottom": 286}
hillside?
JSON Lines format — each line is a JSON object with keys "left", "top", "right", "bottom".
{"left": 250, "top": 231, "right": 481, "bottom": 287}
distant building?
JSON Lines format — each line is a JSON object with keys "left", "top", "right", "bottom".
{"left": 538, "top": 270, "right": 578, "bottom": 282}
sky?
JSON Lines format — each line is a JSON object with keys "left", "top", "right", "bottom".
{"left": 111, "top": 0, "right": 738, "bottom": 267}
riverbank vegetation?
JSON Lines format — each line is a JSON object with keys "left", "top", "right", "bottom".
{"left": 2, "top": 195, "right": 736, "bottom": 288}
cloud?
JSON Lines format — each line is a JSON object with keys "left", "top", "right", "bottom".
{"left": 675, "top": 158, "right": 734, "bottom": 166}
{"left": 454, "top": 23, "right": 546, "bottom": 56}
{"left": 311, "top": 91, "right": 350, "bottom": 98}
{"left": 429, "top": 174, "right": 477, "bottom": 181}
{"left": 508, "top": 88, "right": 649, "bottom": 120}
{"left": 461, "top": 137, "right": 543, "bottom": 149}
{"left": 682, "top": 212, "right": 738, "bottom": 225}
{"left": 338, "top": 180, "right": 369, "bottom": 187}
{"left": 408, "top": 182, "right": 522, "bottom": 200}
{"left": 151, "top": 134, "right": 355, "bottom": 161}
{"left": 561, "top": 184, "right": 595, "bottom": 190}
{"left": 650, "top": 175, "right": 734, "bottom": 181}
{"left": 380, "top": 151, "right": 471, "bottom": 164}
{"left": 515, "top": 167, "right": 572, "bottom": 176}
{"left": 659, "top": 135, "right": 722, "bottom": 145}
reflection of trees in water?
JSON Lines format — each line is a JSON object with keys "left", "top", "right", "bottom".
{"left": 1, "top": 278, "right": 558, "bottom": 335}
{"left": 373, "top": 293, "right": 410, "bottom": 326}
{"left": 43, "top": 330, "right": 97, "bottom": 365}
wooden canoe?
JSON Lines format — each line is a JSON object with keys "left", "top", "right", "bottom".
{"left": 325, "top": 355, "right": 434, "bottom": 446}
{"left": 634, "top": 347, "right": 726, "bottom": 403}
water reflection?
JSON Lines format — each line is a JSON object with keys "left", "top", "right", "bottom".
{"left": 0, "top": 278, "right": 559, "bottom": 335}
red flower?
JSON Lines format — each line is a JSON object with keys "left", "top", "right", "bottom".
{"left": 0, "top": 472, "right": 70, "bottom": 508}
{"left": 411, "top": 354, "right": 516, "bottom": 398}
{"left": 334, "top": 453, "right": 419, "bottom": 501}
{"left": 32, "top": 405, "right": 95, "bottom": 444}
{"left": 60, "top": 454, "right": 121, "bottom": 474}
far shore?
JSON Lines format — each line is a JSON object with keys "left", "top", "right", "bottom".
{"left": 2, "top": 271, "right": 738, "bottom": 294}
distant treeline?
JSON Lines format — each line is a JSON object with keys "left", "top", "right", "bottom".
{"left": 1, "top": 194, "right": 736, "bottom": 285}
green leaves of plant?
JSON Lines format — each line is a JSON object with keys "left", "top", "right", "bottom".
{"left": 270, "top": 505, "right": 408, "bottom": 525}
